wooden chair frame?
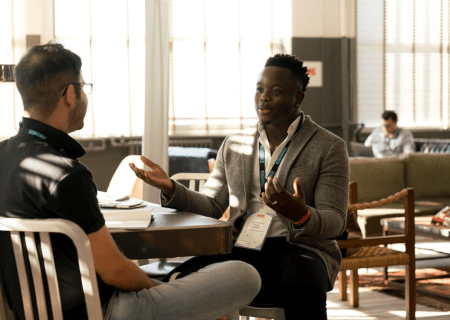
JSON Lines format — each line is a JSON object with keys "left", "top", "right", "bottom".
{"left": 338, "top": 181, "right": 416, "bottom": 320}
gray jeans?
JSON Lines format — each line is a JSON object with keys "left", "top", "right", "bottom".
{"left": 104, "top": 260, "right": 261, "bottom": 320}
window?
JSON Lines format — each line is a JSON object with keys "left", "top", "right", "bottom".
{"left": 169, "top": 0, "right": 292, "bottom": 135}
{"left": 1, "top": 0, "right": 291, "bottom": 139}
{"left": 55, "top": 0, "right": 145, "bottom": 138}
{"left": 0, "top": 0, "right": 25, "bottom": 140}
{"left": 356, "top": 0, "right": 449, "bottom": 129}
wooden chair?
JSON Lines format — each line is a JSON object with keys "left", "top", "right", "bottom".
{"left": 0, "top": 218, "right": 103, "bottom": 320}
{"left": 338, "top": 181, "right": 416, "bottom": 320}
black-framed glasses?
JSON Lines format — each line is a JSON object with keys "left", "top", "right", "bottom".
{"left": 61, "top": 83, "right": 93, "bottom": 96}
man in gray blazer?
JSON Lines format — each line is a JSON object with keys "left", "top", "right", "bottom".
{"left": 130, "top": 54, "right": 349, "bottom": 319}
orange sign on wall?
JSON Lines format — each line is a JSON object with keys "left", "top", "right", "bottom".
{"left": 303, "top": 61, "right": 322, "bottom": 88}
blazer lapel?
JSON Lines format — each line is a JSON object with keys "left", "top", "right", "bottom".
{"left": 277, "top": 116, "right": 318, "bottom": 187}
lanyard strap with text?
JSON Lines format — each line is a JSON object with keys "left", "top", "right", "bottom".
{"left": 19, "top": 127, "right": 67, "bottom": 156}
{"left": 259, "top": 113, "right": 303, "bottom": 196}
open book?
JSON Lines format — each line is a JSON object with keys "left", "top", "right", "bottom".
{"left": 97, "top": 191, "right": 146, "bottom": 209}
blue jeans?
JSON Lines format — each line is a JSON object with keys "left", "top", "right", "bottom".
{"left": 104, "top": 261, "right": 261, "bottom": 320}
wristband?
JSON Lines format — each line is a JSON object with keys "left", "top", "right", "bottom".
{"left": 292, "top": 208, "right": 311, "bottom": 226}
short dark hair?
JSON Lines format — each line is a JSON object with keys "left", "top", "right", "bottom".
{"left": 15, "top": 43, "right": 82, "bottom": 119}
{"left": 264, "top": 54, "right": 310, "bottom": 91}
{"left": 382, "top": 110, "right": 398, "bottom": 122}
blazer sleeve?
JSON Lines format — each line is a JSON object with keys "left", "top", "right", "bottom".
{"left": 160, "top": 137, "right": 230, "bottom": 219}
{"left": 291, "top": 139, "right": 349, "bottom": 240}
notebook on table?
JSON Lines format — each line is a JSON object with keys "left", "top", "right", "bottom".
{"left": 97, "top": 191, "right": 152, "bottom": 229}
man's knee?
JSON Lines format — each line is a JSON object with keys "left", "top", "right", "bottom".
{"left": 206, "top": 260, "right": 261, "bottom": 300}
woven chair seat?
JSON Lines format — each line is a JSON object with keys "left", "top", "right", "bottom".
{"left": 341, "top": 246, "right": 409, "bottom": 270}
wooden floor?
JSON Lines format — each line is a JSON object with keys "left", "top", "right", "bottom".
{"left": 241, "top": 267, "right": 450, "bottom": 320}
{"left": 327, "top": 284, "right": 450, "bottom": 320}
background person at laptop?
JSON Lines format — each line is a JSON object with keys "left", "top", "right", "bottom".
{"left": 364, "top": 110, "right": 415, "bottom": 158}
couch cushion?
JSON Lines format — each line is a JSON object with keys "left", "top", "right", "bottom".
{"left": 349, "top": 157, "right": 405, "bottom": 203}
{"left": 405, "top": 153, "right": 450, "bottom": 198}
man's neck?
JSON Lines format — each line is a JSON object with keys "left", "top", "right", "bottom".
{"left": 263, "top": 114, "right": 301, "bottom": 153}
{"left": 265, "top": 124, "right": 290, "bottom": 148}
{"left": 24, "top": 108, "right": 70, "bottom": 133}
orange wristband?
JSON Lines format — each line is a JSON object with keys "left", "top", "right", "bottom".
{"left": 292, "top": 208, "right": 311, "bottom": 226}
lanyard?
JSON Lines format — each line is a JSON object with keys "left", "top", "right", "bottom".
{"left": 259, "top": 113, "right": 303, "bottom": 196}
{"left": 19, "top": 127, "right": 67, "bottom": 156}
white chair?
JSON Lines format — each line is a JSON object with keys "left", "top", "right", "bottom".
{"left": 170, "top": 172, "right": 211, "bottom": 192}
{"left": 140, "top": 172, "right": 211, "bottom": 277}
{"left": 107, "top": 155, "right": 144, "bottom": 199}
{"left": 0, "top": 217, "right": 103, "bottom": 320}
{"left": 239, "top": 306, "right": 285, "bottom": 320}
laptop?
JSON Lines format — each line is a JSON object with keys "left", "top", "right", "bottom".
{"left": 350, "top": 141, "right": 374, "bottom": 158}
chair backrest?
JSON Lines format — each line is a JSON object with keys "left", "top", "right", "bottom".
{"left": 170, "top": 172, "right": 211, "bottom": 192}
{"left": 0, "top": 218, "right": 103, "bottom": 320}
{"left": 107, "top": 155, "right": 144, "bottom": 199}
{"left": 341, "top": 182, "right": 415, "bottom": 250}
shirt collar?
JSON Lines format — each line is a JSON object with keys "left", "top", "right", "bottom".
{"left": 19, "top": 117, "right": 86, "bottom": 159}
{"left": 257, "top": 112, "right": 304, "bottom": 141}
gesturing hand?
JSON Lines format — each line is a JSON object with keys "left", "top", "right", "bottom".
{"left": 262, "top": 177, "right": 308, "bottom": 223}
{"left": 129, "top": 156, "right": 175, "bottom": 197}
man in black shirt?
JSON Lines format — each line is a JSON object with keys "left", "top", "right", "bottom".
{"left": 0, "top": 43, "right": 260, "bottom": 320}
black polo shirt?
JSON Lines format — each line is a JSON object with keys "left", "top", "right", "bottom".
{"left": 0, "top": 118, "right": 113, "bottom": 319}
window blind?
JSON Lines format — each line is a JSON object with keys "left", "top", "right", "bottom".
{"left": 356, "top": 0, "right": 449, "bottom": 129}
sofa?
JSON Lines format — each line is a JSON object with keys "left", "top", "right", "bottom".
{"left": 350, "top": 153, "right": 450, "bottom": 237}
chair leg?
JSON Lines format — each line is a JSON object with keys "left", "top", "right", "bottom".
{"left": 383, "top": 266, "right": 389, "bottom": 285}
{"left": 339, "top": 271, "right": 347, "bottom": 301}
{"left": 349, "top": 270, "right": 359, "bottom": 307}
{"left": 405, "top": 260, "right": 416, "bottom": 320}
{"left": 383, "top": 227, "right": 389, "bottom": 284}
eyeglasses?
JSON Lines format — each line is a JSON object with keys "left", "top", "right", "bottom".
{"left": 61, "top": 83, "right": 93, "bottom": 96}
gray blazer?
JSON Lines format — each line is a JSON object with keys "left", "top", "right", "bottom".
{"left": 162, "top": 116, "right": 349, "bottom": 286}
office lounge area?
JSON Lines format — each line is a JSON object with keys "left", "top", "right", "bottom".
{"left": 3, "top": 0, "right": 450, "bottom": 319}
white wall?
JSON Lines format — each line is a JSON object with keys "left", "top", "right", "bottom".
{"left": 292, "top": 0, "right": 355, "bottom": 38}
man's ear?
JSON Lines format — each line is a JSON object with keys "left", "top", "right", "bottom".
{"left": 295, "top": 91, "right": 305, "bottom": 107}
{"left": 64, "top": 84, "right": 76, "bottom": 109}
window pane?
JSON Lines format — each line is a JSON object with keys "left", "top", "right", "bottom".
{"left": 91, "top": 40, "right": 130, "bottom": 137}
{"left": 240, "top": 41, "right": 270, "bottom": 119}
{"left": 240, "top": 0, "right": 271, "bottom": 40}
{"left": 205, "top": 42, "right": 240, "bottom": 119}
{"left": 171, "top": 41, "right": 206, "bottom": 125}
{"left": 129, "top": 0, "right": 145, "bottom": 39}
{"left": 172, "top": 0, "right": 204, "bottom": 39}
{"left": 129, "top": 40, "right": 145, "bottom": 136}
{"left": 55, "top": 0, "right": 90, "bottom": 38}
{"left": 386, "top": 0, "right": 413, "bottom": 45}
{"left": 56, "top": 0, "right": 145, "bottom": 138}
{"left": 0, "top": 85, "right": 16, "bottom": 137}
{"left": 415, "top": 0, "right": 441, "bottom": 45}
{"left": 385, "top": 53, "right": 414, "bottom": 125}
{"left": 0, "top": 1, "right": 13, "bottom": 62}
{"left": 205, "top": 0, "right": 239, "bottom": 40}
{"left": 356, "top": 0, "right": 384, "bottom": 126}
{"left": 415, "top": 53, "right": 441, "bottom": 127}
{"left": 91, "top": 0, "right": 127, "bottom": 39}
